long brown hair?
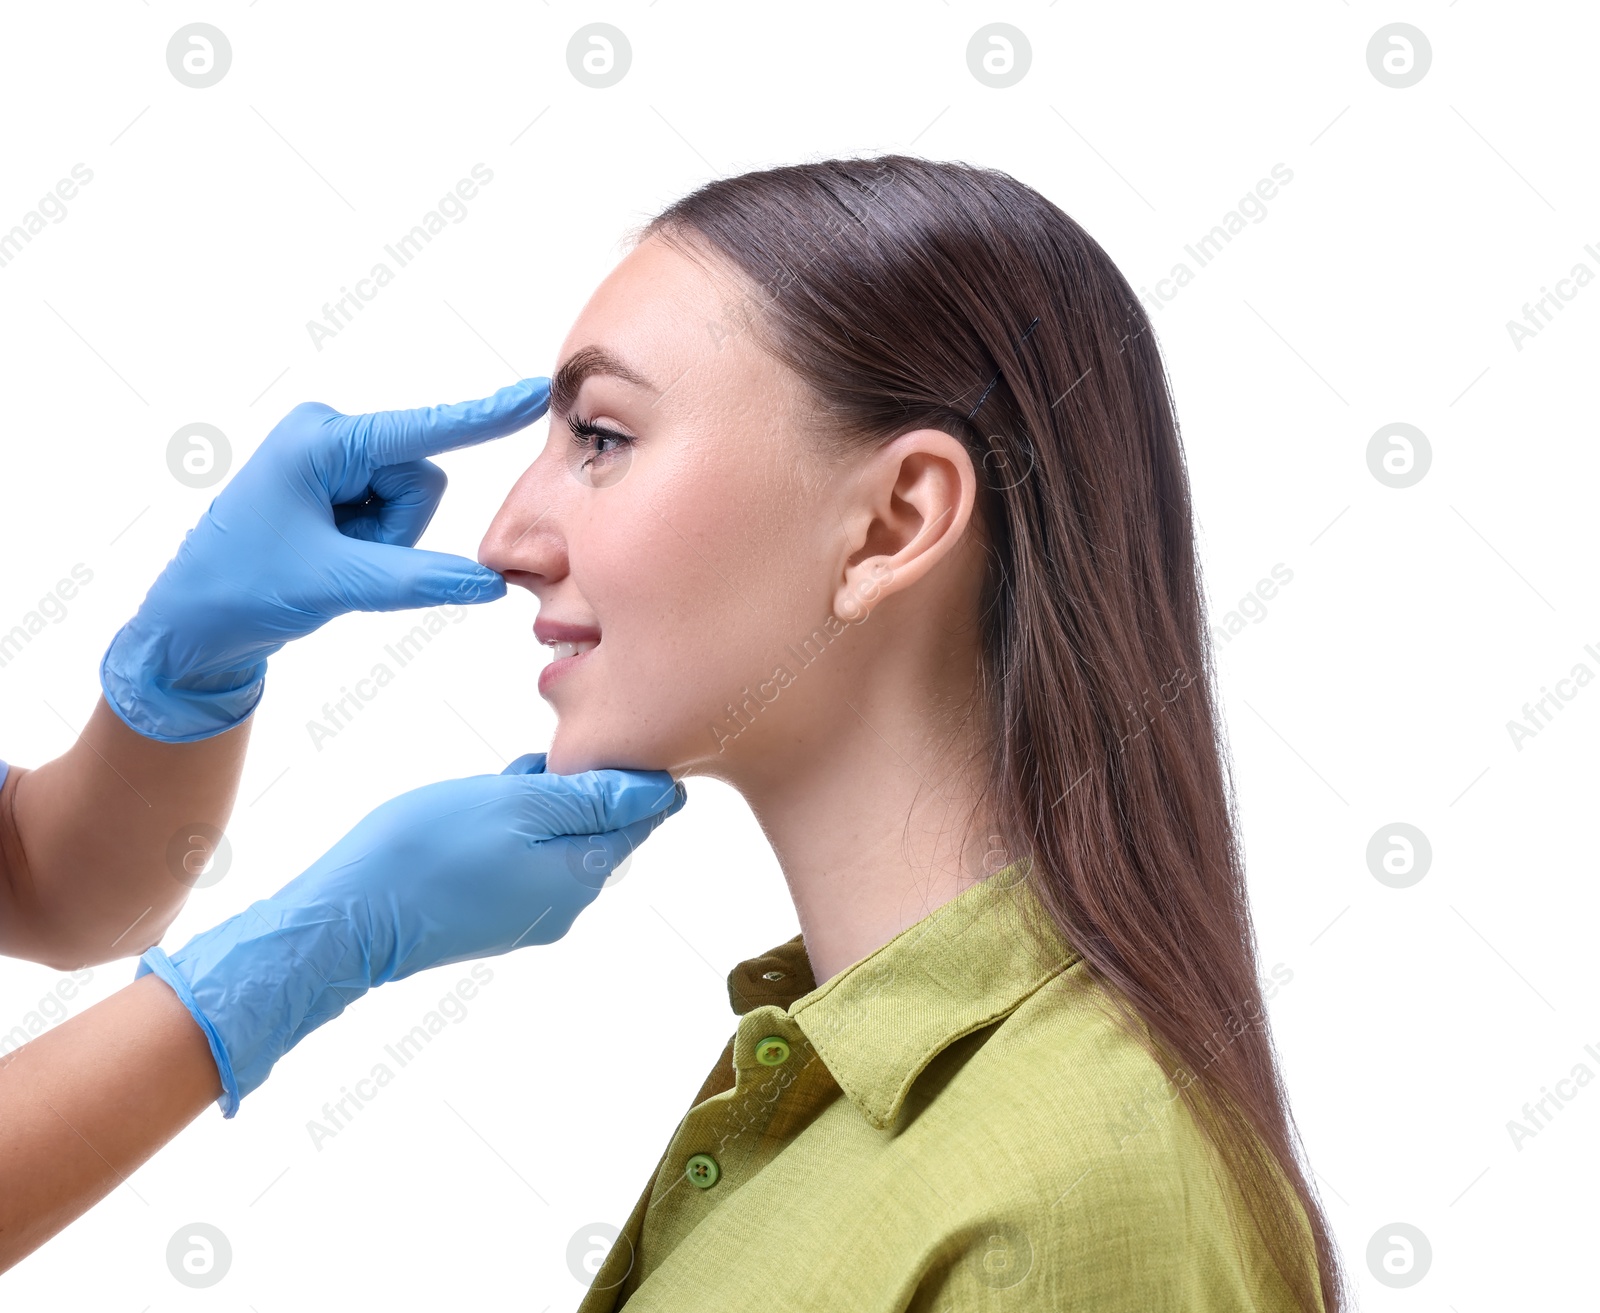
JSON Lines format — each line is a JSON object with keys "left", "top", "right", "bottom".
{"left": 642, "top": 155, "right": 1345, "bottom": 1313}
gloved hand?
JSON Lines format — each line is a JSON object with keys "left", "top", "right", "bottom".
{"left": 137, "top": 754, "right": 687, "bottom": 1117}
{"left": 102, "top": 378, "right": 552, "bottom": 742}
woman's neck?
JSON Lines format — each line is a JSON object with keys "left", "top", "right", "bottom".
{"left": 739, "top": 697, "right": 999, "bottom": 989}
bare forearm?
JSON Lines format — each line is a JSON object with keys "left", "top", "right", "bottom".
{"left": 0, "top": 696, "right": 250, "bottom": 967}
{"left": 0, "top": 974, "right": 220, "bottom": 1271}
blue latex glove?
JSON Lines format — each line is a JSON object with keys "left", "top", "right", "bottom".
{"left": 137, "top": 754, "right": 687, "bottom": 1117}
{"left": 102, "top": 378, "right": 552, "bottom": 742}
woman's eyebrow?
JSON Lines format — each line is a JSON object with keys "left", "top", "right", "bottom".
{"left": 549, "top": 345, "right": 659, "bottom": 415}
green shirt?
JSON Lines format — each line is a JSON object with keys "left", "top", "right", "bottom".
{"left": 577, "top": 858, "right": 1321, "bottom": 1312}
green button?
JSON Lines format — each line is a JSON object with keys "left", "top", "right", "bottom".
{"left": 755, "top": 1035, "right": 790, "bottom": 1066}
{"left": 685, "top": 1153, "right": 720, "bottom": 1189}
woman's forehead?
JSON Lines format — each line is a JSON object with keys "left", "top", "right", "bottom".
{"left": 556, "top": 238, "right": 800, "bottom": 418}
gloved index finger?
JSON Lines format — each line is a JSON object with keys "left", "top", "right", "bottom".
{"left": 590, "top": 771, "right": 686, "bottom": 829}
{"left": 523, "top": 768, "right": 686, "bottom": 837}
{"left": 335, "top": 376, "right": 552, "bottom": 470}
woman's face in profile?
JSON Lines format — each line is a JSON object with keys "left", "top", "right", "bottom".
{"left": 478, "top": 235, "right": 848, "bottom": 779}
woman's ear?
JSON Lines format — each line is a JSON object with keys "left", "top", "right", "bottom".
{"left": 832, "top": 428, "right": 980, "bottom": 623}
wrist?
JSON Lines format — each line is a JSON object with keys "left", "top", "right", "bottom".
{"left": 135, "top": 898, "right": 372, "bottom": 1117}
{"left": 136, "top": 947, "right": 243, "bottom": 1116}
{"left": 100, "top": 621, "right": 266, "bottom": 743}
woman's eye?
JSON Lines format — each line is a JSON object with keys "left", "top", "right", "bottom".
{"left": 566, "top": 415, "right": 635, "bottom": 466}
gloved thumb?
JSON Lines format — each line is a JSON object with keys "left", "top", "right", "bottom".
{"left": 336, "top": 540, "right": 507, "bottom": 611}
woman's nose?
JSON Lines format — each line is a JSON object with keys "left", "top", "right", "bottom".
{"left": 478, "top": 458, "right": 566, "bottom": 581}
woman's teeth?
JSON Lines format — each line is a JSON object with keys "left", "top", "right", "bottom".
{"left": 549, "top": 640, "right": 599, "bottom": 660}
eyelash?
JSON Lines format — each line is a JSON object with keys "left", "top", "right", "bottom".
{"left": 566, "top": 413, "right": 636, "bottom": 465}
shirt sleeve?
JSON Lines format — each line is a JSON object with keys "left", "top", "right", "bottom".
{"left": 0, "top": 758, "right": 9, "bottom": 791}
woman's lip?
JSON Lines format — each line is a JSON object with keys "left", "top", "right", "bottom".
{"left": 538, "top": 641, "right": 597, "bottom": 696}
{"left": 533, "top": 618, "right": 603, "bottom": 644}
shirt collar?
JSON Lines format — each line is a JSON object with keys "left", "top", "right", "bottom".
{"left": 722, "top": 858, "right": 1080, "bottom": 1131}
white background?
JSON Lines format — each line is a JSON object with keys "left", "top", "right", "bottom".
{"left": 0, "top": 2, "right": 1594, "bottom": 1308}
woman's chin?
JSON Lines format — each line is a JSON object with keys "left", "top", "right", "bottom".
{"left": 544, "top": 729, "right": 674, "bottom": 779}
{"left": 542, "top": 736, "right": 592, "bottom": 778}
